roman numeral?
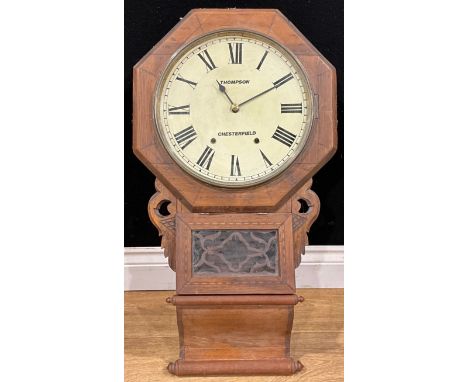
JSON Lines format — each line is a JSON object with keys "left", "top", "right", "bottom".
{"left": 260, "top": 150, "right": 272, "bottom": 167}
{"left": 168, "top": 105, "right": 190, "bottom": 115}
{"left": 228, "top": 43, "right": 243, "bottom": 64}
{"left": 273, "top": 73, "right": 294, "bottom": 88}
{"left": 230, "top": 155, "right": 241, "bottom": 176}
{"left": 281, "top": 103, "right": 302, "bottom": 113}
{"left": 176, "top": 76, "right": 197, "bottom": 89}
{"left": 197, "top": 49, "right": 216, "bottom": 72}
{"left": 174, "top": 126, "right": 197, "bottom": 149}
{"left": 256, "top": 51, "right": 268, "bottom": 70}
{"left": 196, "top": 146, "right": 215, "bottom": 170}
{"left": 272, "top": 126, "right": 297, "bottom": 147}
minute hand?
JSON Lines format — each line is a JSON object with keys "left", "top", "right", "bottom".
{"left": 238, "top": 73, "right": 294, "bottom": 107}
{"left": 238, "top": 85, "right": 276, "bottom": 108}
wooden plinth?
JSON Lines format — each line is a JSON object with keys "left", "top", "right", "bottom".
{"left": 166, "top": 294, "right": 305, "bottom": 376}
{"left": 167, "top": 359, "right": 303, "bottom": 376}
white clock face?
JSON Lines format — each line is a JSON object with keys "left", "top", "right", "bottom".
{"left": 154, "top": 30, "right": 313, "bottom": 187}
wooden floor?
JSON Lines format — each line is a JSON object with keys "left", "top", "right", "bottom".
{"left": 125, "top": 289, "right": 343, "bottom": 381}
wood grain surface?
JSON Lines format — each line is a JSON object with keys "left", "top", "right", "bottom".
{"left": 125, "top": 289, "right": 343, "bottom": 381}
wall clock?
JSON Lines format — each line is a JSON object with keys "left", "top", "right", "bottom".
{"left": 133, "top": 9, "right": 337, "bottom": 376}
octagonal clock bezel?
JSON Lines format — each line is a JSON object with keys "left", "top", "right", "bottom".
{"left": 133, "top": 9, "right": 337, "bottom": 212}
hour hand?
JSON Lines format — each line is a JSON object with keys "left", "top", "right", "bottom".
{"left": 216, "top": 80, "right": 235, "bottom": 106}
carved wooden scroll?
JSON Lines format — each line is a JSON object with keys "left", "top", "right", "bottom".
{"left": 148, "top": 179, "right": 177, "bottom": 270}
{"left": 291, "top": 179, "right": 320, "bottom": 268}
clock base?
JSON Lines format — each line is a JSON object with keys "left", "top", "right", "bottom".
{"left": 167, "top": 358, "right": 304, "bottom": 376}
{"left": 166, "top": 294, "right": 305, "bottom": 376}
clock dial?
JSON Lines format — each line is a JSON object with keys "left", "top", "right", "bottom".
{"left": 154, "top": 30, "right": 313, "bottom": 187}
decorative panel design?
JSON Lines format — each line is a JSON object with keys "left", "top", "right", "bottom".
{"left": 176, "top": 213, "right": 295, "bottom": 294}
{"left": 147, "top": 179, "right": 177, "bottom": 271}
{"left": 192, "top": 230, "right": 278, "bottom": 276}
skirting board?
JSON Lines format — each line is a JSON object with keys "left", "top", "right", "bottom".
{"left": 124, "top": 245, "right": 343, "bottom": 290}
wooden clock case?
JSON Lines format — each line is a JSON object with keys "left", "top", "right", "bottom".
{"left": 133, "top": 9, "right": 337, "bottom": 376}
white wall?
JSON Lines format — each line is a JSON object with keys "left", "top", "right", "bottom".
{"left": 124, "top": 245, "right": 343, "bottom": 290}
